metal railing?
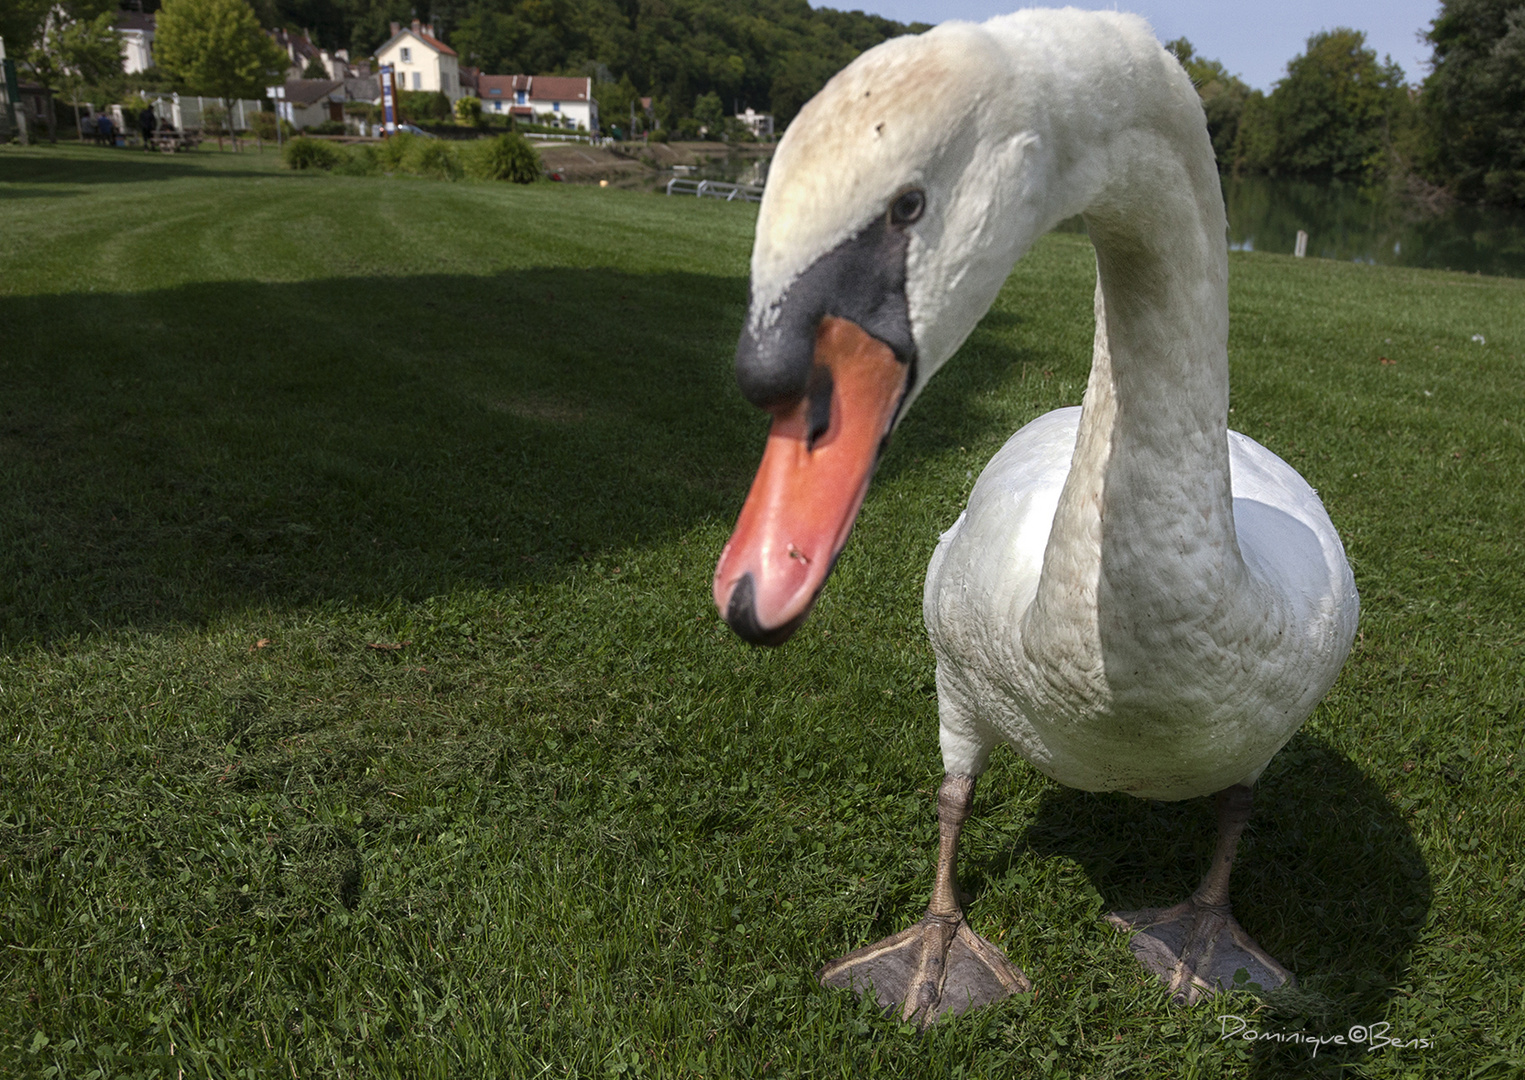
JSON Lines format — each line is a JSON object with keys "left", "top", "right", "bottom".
{"left": 523, "top": 131, "right": 608, "bottom": 146}
{"left": 665, "top": 177, "right": 764, "bottom": 203}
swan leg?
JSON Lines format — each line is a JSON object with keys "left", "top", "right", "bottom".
{"left": 1106, "top": 784, "right": 1294, "bottom": 1005}
{"left": 818, "top": 773, "right": 1030, "bottom": 1027}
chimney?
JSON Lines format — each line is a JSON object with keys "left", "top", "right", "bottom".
{"left": 424, "top": 23, "right": 434, "bottom": 37}
{"left": 411, "top": 18, "right": 421, "bottom": 34}
{"left": 390, "top": 21, "right": 399, "bottom": 35}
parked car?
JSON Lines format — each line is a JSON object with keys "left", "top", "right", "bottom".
{"left": 396, "top": 123, "right": 435, "bottom": 137}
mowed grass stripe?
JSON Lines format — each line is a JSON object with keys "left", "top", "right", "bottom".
{"left": 1, "top": 144, "right": 1522, "bottom": 1079}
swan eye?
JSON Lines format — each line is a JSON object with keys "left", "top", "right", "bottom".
{"left": 889, "top": 189, "right": 925, "bottom": 226}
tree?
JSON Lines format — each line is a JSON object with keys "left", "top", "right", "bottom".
{"left": 155, "top": 0, "right": 290, "bottom": 147}
{"left": 455, "top": 93, "right": 483, "bottom": 123}
{"left": 1419, "top": 0, "right": 1525, "bottom": 206}
{"left": 28, "top": 11, "right": 123, "bottom": 140}
{"left": 1234, "top": 28, "right": 1410, "bottom": 182}
{"left": 692, "top": 90, "right": 722, "bottom": 136}
{"left": 301, "top": 56, "right": 329, "bottom": 78}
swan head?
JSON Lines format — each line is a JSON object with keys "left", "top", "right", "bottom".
{"left": 714, "top": 20, "right": 1064, "bottom": 645}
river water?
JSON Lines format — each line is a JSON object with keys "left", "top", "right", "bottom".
{"left": 1224, "top": 176, "right": 1525, "bottom": 279}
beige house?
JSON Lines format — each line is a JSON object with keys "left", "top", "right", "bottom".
{"left": 476, "top": 74, "right": 597, "bottom": 131}
{"left": 375, "top": 20, "right": 460, "bottom": 101}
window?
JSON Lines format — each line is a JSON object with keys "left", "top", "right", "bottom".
{"left": 552, "top": 101, "right": 560, "bottom": 112}
{"left": 400, "top": 46, "right": 411, "bottom": 63}
{"left": 489, "top": 88, "right": 501, "bottom": 96}
{"left": 493, "top": 101, "right": 501, "bottom": 112}
{"left": 412, "top": 71, "right": 421, "bottom": 90}
{"left": 515, "top": 90, "right": 525, "bottom": 105}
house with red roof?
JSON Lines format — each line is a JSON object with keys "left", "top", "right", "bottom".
{"left": 375, "top": 19, "right": 461, "bottom": 101}
{"left": 477, "top": 74, "right": 598, "bottom": 132}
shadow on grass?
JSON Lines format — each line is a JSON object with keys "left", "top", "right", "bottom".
{"left": 0, "top": 263, "right": 1042, "bottom": 649}
{"left": 0, "top": 148, "right": 277, "bottom": 185}
{"left": 1013, "top": 731, "right": 1428, "bottom": 1075}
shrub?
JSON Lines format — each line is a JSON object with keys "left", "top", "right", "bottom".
{"left": 332, "top": 143, "right": 380, "bottom": 177}
{"left": 248, "top": 111, "right": 278, "bottom": 142}
{"left": 403, "top": 137, "right": 462, "bottom": 180}
{"left": 307, "top": 120, "right": 346, "bottom": 135}
{"left": 282, "top": 136, "right": 342, "bottom": 171}
{"left": 376, "top": 131, "right": 415, "bottom": 171}
{"left": 398, "top": 89, "right": 451, "bottom": 121}
{"left": 455, "top": 95, "right": 483, "bottom": 124}
{"left": 463, "top": 132, "right": 541, "bottom": 183}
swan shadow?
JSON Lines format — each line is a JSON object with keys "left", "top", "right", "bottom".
{"left": 1007, "top": 731, "right": 1428, "bottom": 1073}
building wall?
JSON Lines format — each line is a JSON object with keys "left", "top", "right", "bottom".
{"left": 120, "top": 30, "right": 153, "bottom": 74}
{"left": 375, "top": 35, "right": 460, "bottom": 101}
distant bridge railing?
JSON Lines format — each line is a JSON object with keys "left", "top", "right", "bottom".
{"left": 665, "top": 177, "right": 764, "bottom": 203}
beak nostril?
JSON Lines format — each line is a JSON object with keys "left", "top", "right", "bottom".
{"left": 806, "top": 365, "right": 834, "bottom": 451}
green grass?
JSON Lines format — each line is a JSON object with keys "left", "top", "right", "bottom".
{"left": 1, "top": 142, "right": 1522, "bottom": 1079}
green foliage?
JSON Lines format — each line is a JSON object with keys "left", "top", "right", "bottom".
{"left": 301, "top": 55, "right": 329, "bottom": 78}
{"left": 247, "top": 109, "right": 279, "bottom": 142}
{"left": 397, "top": 88, "right": 451, "bottom": 121}
{"left": 455, "top": 94, "right": 484, "bottom": 124}
{"left": 155, "top": 0, "right": 291, "bottom": 104}
{"left": 461, "top": 131, "right": 541, "bottom": 182}
{"left": 450, "top": 0, "right": 927, "bottom": 129}
{"left": 1234, "top": 28, "right": 1412, "bottom": 183}
{"left": 1419, "top": 0, "right": 1525, "bottom": 206}
{"left": 27, "top": 11, "right": 124, "bottom": 118}
{"left": 281, "top": 134, "right": 343, "bottom": 169}
{"left": 404, "top": 136, "right": 463, "bottom": 180}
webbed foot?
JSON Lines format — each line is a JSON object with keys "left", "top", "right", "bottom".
{"left": 819, "top": 912, "right": 1030, "bottom": 1027}
{"left": 1107, "top": 896, "right": 1293, "bottom": 1005}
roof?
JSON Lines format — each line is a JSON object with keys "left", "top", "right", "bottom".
{"left": 376, "top": 28, "right": 457, "bottom": 59}
{"left": 280, "top": 78, "right": 345, "bottom": 106}
{"left": 530, "top": 76, "right": 589, "bottom": 102}
{"left": 475, "top": 75, "right": 590, "bottom": 103}
{"left": 115, "top": 12, "right": 155, "bottom": 32}
{"left": 477, "top": 75, "right": 531, "bottom": 98}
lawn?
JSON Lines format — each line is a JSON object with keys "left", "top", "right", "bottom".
{"left": 1, "top": 143, "right": 1521, "bottom": 1079}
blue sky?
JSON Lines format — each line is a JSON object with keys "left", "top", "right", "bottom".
{"left": 819, "top": 1, "right": 1444, "bottom": 91}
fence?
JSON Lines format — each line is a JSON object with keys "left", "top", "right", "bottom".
{"left": 665, "top": 177, "right": 764, "bottom": 203}
{"left": 522, "top": 131, "right": 609, "bottom": 146}
{"left": 139, "top": 93, "right": 266, "bottom": 132}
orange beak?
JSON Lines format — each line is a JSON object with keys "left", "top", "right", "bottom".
{"left": 713, "top": 315, "right": 911, "bottom": 645}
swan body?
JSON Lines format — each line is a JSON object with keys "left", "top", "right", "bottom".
{"left": 926, "top": 405, "right": 1357, "bottom": 799}
{"left": 711, "top": 8, "right": 1358, "bottom": 1017}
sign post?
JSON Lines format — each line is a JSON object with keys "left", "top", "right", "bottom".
{"left": 380, "top": 64, "right": 397, "bottom": 136}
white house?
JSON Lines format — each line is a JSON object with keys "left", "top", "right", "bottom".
{"left": 270, "top": 28, "right": 351, "bottom": 82}
{"left": 115, "top": 11, "right": 155, "bottom": 73}
{"left": 476, "top": 74, "right": 597, "bottom": 132}
{"left": 735, "top": 107, "right": 774, "bottom": 139}
{"left": 374, "top": 20, "right": 460, "bottom": 101}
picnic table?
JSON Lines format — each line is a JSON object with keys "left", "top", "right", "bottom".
{"left": 149, "top": 130, "right": 201, "bottom": 152}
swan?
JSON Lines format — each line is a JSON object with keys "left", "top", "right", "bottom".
{"left": 710, "top": 8, "right": 1358, "bottom": 1023}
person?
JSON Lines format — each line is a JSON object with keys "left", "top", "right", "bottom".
{"left": 96, "top": 112, "right": 114, "bottom": 146}
{"left": 138, "top": 105, "right": 157, "bottom": 150}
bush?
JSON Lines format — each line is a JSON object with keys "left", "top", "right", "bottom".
{"left": 282, "top": 136, "right": 342, "bottom": 171}
{"left": 397, "top": 89, "right": 451, "bottom": 122}
{"left": 455, "top": 95, "right": 483, "bottom": 124}
{"left": 403, "top": 137, "right": 462, "bottom": 180}
{"left": 332, "top": 144, "right": 380, "bottom": 177}
{"left": 248, "top": 111, "right": 279, "bottom": 142}
{"left": 306, "top": 120, "right": 346, "bottom": 135}
{"left": 462, "top": 132, "right": 541, "bottom": 183}
{"left": 376, "top": 131, "right": 415, "bottom": 171}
